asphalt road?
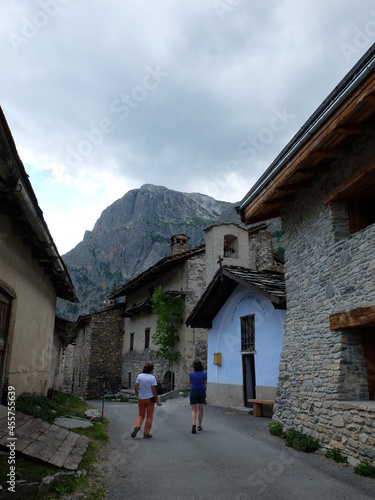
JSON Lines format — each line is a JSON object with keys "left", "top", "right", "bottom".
{"left": 90, "top": 398, "right": 374, "bottom": 500}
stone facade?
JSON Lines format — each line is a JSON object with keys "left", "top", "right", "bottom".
{"left": 64, "top": 304, "right": 124, "bottom": 399}
{"left": 274, "top": 137, "right": 375, "bottom": 464}
{"left": 122, "top": 251, "right": 207, "bottom": 391}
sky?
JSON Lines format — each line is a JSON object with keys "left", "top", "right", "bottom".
{"left": 1, "top": 1, "right": 375, "bottom": 254}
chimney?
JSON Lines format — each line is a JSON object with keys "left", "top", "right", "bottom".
{"left": 171, "top": 234, "right": 190, "bottom": 256}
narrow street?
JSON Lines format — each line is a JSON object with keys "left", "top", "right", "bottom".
{"left": 89, "top": 398, "right": 374, "bottom": 500}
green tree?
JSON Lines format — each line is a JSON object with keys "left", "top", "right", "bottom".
{"left": 151, "top": 286, "right": 184, "bottom": 363}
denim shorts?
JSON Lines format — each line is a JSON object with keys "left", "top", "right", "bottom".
{"left": 190, "top": 389, "right": 206, "bottom": 405}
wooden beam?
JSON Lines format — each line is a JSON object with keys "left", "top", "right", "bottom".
{"left": 330, "top": 305, "right": 375, "bottom": 330}
{"left": 323, "top": 156, "right": 375, "bottom": 204}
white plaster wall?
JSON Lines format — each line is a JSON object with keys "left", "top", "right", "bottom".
{"left": 207, "top": 284, "right": 285, "bottom": 406}
{"left": 0, "top": 214, "right": 57, "bottom": 395}
{"left": 205, "top": 224, "right": 250, "bottom": 285}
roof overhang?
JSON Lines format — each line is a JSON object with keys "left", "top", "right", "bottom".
{"left": 111, "top": 246, "right": 204, "bottom": 299}
{"left": 0, "top": 107, "right": 78, "bottom": 302}
{"left": 186, "top": 266, "right": 285, "bottom": 329}
{"left": 237, "top": 44, "right": 375, "bottom": 225}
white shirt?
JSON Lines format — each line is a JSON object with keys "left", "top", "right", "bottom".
{"left": 136, "top": 373, "right": 157, "bottom": 399}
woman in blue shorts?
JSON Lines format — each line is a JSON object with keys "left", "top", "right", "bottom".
{"left": 189, "top": 360, "right": 207, "bottom": 434}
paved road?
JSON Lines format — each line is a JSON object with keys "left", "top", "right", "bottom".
{"left": 90, "top": 398, "right": 374, "bottom": 500}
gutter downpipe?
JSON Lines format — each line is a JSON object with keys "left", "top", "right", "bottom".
{"left": 238, "top": 50, "right": 375, "bottom": 212}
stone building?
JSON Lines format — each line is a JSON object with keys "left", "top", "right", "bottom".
{"left": 238, "top": 44, "right": 375, "bottom": 464}
{"left": 111, "top": 235, "right": 207, "bottom": 391}
{"left": 0, "top": 107, "right": 78, "bottom": 400}
{"left": 64, "top": 303, "right": 124, "bottom": 398}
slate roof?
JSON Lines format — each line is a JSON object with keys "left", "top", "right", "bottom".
{"left": 111, "top": 245, "right": 205, "bottom": 299}
{"left": 186, "top": 265, "right": 286, "bottom": 329}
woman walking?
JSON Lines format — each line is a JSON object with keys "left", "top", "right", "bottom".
{"left": 189, "top": 360, "right": 207, "bottom": 434}
{"left": 131, "top": 363, "right": 161, "bottom": 439}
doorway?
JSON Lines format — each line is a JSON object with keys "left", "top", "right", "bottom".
{"left": 242, "top": 354, "right": 256, "bottom": 407}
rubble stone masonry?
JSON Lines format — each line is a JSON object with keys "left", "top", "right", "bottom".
{"left": 274, "top": 138, "right": 375, "bottom": 465}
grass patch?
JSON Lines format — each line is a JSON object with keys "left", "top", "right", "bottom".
{"left": 325, "top": 448, "right": 347, "bottom": 463}
{"left": 268, "top": 422, "right": 283, "bottom": 436}
{"left": 16, "top": 391, "right": 92, "bottom": 423}
{"left": 0, "top": 454, "right": 60, "bottom": 485}
{"left": 1, "top": 391, "right": 109, "bottom": 498}
{"left": 354, "top": 461, "right": 375, "bottom": 478}
{"left": 283, "top": 429, "right": 319, "bottom": 452}
{"left": 268, "top": 422, "right": 319, "bottom": 453}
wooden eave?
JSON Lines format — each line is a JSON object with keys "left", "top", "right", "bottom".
{"left": 239, "top": 50, "right": 375, "bottom": 225}
{"left": 125, "top": 299, "right": 153, "bottom": 317}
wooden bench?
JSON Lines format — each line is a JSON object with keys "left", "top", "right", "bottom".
{"left": 247, "top": 399, "right": 275, "bottom": 417}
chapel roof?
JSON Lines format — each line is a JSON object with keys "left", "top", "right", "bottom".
{"left": 186, "top": 265, "right": 285, "bottom": 329}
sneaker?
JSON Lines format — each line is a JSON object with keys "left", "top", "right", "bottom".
{"left": 131, "top": 426, "right": 140, "bottom": 438}
{"left": 192, "top": 425, "right": 196, "bottom": 434}
{"left": 143, "top": 434, "right": 153, "bottom": 439}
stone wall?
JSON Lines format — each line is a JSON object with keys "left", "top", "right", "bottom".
{"left": 64, "top": 304, "right": 124, "bottom": 399}
{"left": 86, "top": 304, "right": 124, "bottom": 398}
{"left": 275, "top": 138, "right": 375, "bottom": 464}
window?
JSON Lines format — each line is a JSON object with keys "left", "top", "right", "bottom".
{"left": 323, "top": 158, "right": 375, "bottom": 235}
{"left": 145, "top": 328, "right": 150, "bottom": 349}
{"left": 348, "top": 195, "right": 375, "bottom": 234}
{"left": 330, "top": 306, "right": 375, "bottom": 400}
{"left": 130, "top": 333, "right": 134, "bottom": 351}
{"left": 223, "top": 234, "right": 238, "bottom": 258}
{"left": 240, "top": 315, "right": 255, "bottom": 352}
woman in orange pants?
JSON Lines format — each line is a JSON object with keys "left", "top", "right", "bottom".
{"left": 131, "top": 363, "right": 161, "bottom": 439}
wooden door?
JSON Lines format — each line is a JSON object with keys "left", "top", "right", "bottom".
{"left": 242, "top": 354, "right": 256, "bottom": 407}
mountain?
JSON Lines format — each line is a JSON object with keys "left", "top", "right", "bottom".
{"left": 57, "top": 184, "right": 233, "bottom": 319}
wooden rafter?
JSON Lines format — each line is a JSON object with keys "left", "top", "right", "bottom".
{"left": 323, "top": 156, "right": 375, "bottom": 204}
{"left": 311, "top": 147, "right": 350, "bottom": 159}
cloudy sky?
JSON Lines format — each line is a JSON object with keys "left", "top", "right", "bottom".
{"left": 1, "top": 1, "right": 374, "bottom": 253}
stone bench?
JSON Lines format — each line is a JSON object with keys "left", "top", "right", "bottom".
{"left": 247, "top": 399, "right": 275, "bottom": 417}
